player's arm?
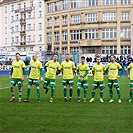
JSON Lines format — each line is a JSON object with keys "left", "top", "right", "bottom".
{"left": 126, "top": 65, "right": 130, "bottom": 79}
{"left": 40, "top": 68, "right": 44, "bottom": 81}
{"left": 82, "top": 70, "right": 88, "bottom": 78}
{"left": 27, "top": 67, "right": 31, "bottom": 80}
{"left": 44, "top": 61, "right": 49, "bottom": 72}
{"left": 76, "top": 69, "right": 80, "bottom": 75}
{"left": 56, "top": 64, "right": 61, "bottom": 75}
{"left": 72, "top": 62, "right": 76, "bottom": 75}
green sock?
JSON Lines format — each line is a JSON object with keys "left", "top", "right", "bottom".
{"left": 51, "top": 87, "right": 54, "bottom": 98}
{"left": 26, "top": 87, "right": 31, "bottom": 99}
{"left": 116, "top": 88, "right": 121, "bottom": 100}
{"left": 77, "top": 88, "right": 80, "bottom": 98}
{"left": 100, "top": 90, "right": 103, "bottom": 99}
{"left": 64, "top": 87, "right": 67, "bottom": 97}
{"left": 92, "top": 90, "right": 95, "bottom": 98}
{"left": 11, "top": 90, "right": 15, "bottom": 98}
{"left": 37, "top": 87, "right": 40, "bottom": 100}
{"left": 84, "top": 88, "right": 87, "bottom": 99}
{"left": 19, "top": 91, "right": 22, "bottom": 98}
{"left": 109, "top": 88, "right": 113, "bottom": 99}
{"left": 130, "top": 90, "right": 133, "bottom": 99}
{"left": 69, "top": 88, "right": 73, "bottom": 98}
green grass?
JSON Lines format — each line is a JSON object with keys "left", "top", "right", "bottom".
{"left": 0, "top": 76, "right": 133, "bottom": 133}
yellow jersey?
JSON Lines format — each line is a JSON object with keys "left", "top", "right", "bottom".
{"left": 92, "top": 63, "right": 106, "bottom": 81}
{"left": 29, "top": 60, "right": 42, "bottom": 79}
{"left": 45, "top": 60, "right": 61, "bottom": 79}
{"left": 61, "top": 60, "right": 75, "bottom": 79}
{"left": 127, "top": 63, "right": 133, "bottom": 80}
{"left": 77, "top": 63, "right": 89, "bottom": 80}
{"left": 11, "top": 60, "right": 25, "bottom": 78}
{"left": 106, "top": 62, "right": 122, "bottom": 80}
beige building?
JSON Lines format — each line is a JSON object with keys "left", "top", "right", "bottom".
{"left": 45, "top": 0, "right": 133, "bottom": 55}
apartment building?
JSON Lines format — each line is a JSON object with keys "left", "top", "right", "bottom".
{"left": 0, "top": 0, "right": 45, "bottom": 52}
{"left": 45, "top": 0, "right": 133, "bottom": 55}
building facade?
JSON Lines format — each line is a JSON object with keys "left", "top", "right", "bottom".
{"left": 45, "top": 0, "right": 133, "bottom": 55}
{"left": 0, "top": 0, "right": 45, "bottom": 52}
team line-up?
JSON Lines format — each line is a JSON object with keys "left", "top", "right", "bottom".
{"left": 8, "top": 53, "right": 133, "bottom": 103}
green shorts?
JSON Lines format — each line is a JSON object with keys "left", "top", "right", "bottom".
{"left": 108, "top": 79, "right": 119, "bottom": 88}
{"left": 28, "top": 78, "right": 39, "bottom": 86}
{"left": 10, "top": 78, "right": 23, "bottom": 87}
{"left": 92, "top": 81, "right": 104, "bottom": 89}
{"left": 77, "top": 79, "right": 88, "bottom": 89}
{"left": 43, "top": 77, "right": 56, "bottom": 87}
{"left": 130, "top": 80, "right": 133, "bottom": 88}
{"left": 62, "top": 79, "right": 74, "bottom": 86}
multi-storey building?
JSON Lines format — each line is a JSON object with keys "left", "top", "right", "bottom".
{"left": 0, "top": 0, "right": 45, "bottom": 52}
{"left": 45, "top": 0, "right": 133, "bottom": 55}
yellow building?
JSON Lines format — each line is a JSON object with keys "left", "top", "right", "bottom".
{"left": 45, "top": 0, "right": 133, "bottom": 55}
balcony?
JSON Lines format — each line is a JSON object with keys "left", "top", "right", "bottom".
{"left": 14, "top": 7, "right": 35, "bottom": 13}
{"left": 20, "top": 18, "right": 26, "bottom": 24}
{"left": 20, "top": 31, "right": 26, "bottom": 36}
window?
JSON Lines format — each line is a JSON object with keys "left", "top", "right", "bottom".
{"left": 62, "top": 31, "right": 68, "bottom": 41}
{"left": 38, "top": 34, "right": 42, "bottom": 42}
{"left": 121, "top": 0, "right": 130, "bottom": 4}
{"left": 38, "top": 1, "right": 42, "bottom": 7}
{"left": 71, "top": 30, "right": 82, "bottom": 40}
{"left": 85, "top": 29, "right": 98, "bottom": 39}
{"left": 27, "top": 24, "right": 32, "bottom": 30}
{"left": 121, "top": 12, "right": 130, "bottom": 21}
{"left": 71, "top": 0, "right": 82, "bottom": 8}
{"left": 5, "top": 6, "right": 7, "bottom": 13}
{"left": 70, "top": 47, "right": 80, "bottom": 53}
{"left": 47, "top": 18, "right": 52, "bottom": 26}
{"left": 103, "top": 12, "right": 116, "bottom": 21}
{"left": 62, "top": 47, "right": 68, "bottom": 54}
{"left": 38, "top": 11, "right": 42, "bottom": 18}
{"left": 27, "top": 12, "right": 32, "bottom": 18}
{"left": 54, "top": 32, "right": 60, "bottom": 42}
{"left": 55, "top": 17, "right": 59, "bottom": 26}
{"left": 18, "top": 4, "right": 21, "bottom": 9}
{"left": 86, "top": 13, "right": 97, "bottom": 22}
{"left": 47, "top": 32, "right": 52, "bottom": 42}
{"left": 18, "top": 48, "right": 21, "bottom": 51}
{"left": 63, "top": 0, "right": 68, "bottom": 10}
{"left": 30, "top": 47, "right": 33, "bottom": 51}
{"left": 120, "top": 28, "right": 131, "bottom": 38}
{"left": 15, "top": 14, "right": 19, "bottom": 21}
{"left": 5, "top": 38, "right": 7, "bottom": 45}
{"left": 121, "top": 45, "right": 130, "bottom": 54}
{"left": 11, "top": 16, "right": 14, "bottom": 22}
{"left": 15, "top": 36, "right": 19, "bottom": 42}
{"left": 48, "top": 3, "right": 54, "bottom": 12}
{"left": 11, "top": 27, "right": 14, "bottom": 33}
{"left": 11, "top": 5, "right": 14, "bottom": 11}
{"left": 102, "top": 28, "right": 117, "bottom": 39}
{"left": 38, "top": 23, "right": 42, "bottom": 30}
{"left": 30, "top": 0, "right": 33, "bottom": 7}
{"left": 11, "top": 37, "right": 14, "bottom": 43}
{"left": 5, "top": 28, "right": 7, "bottom": 34}
{"left": 102, "top": 0, "right": 117, "bottom": 5}
{"left": 101, "top": 46, "right": 117, "bottom": 54}
{"left": 55, "top": 1, "right": 60, "bottom": 11}
{"left": 15, "top": 25, "right": 19, "bottom": 32}
{"left": 5, "top": 17, "right": 7, "bottom": 24}
{"left": 27, "top": 35, "right": 32, "bottom": 42}
{"left": 24, "top": 47, "right": 26, "bottom": 51}
{"left": 71, "top": 15, "right": 81, "bottom": 23}
{"left": 63, "top": 16, "right": 67, "bottom": 25}
{"left": 85, "top": 0, "right": 98, "bottom": 6}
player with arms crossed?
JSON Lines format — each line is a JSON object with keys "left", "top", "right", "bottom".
{"left": 77, "top": 56, "right": 89, "bottom": 103}
{"left": 9, "top": 53, "right": 25, "bottom": 102}
{"left": 24, "top": 54, "right": 43, "bottom": 103}
{"left": 89, "top": 56, "right": 106, "bottom": 103}
{"left": 126, "top": 62, "right": 133, "bottom": 102}
{"left": 61, "top": 54, "right": 75, "bottom": 102}
{"left": 106, "top": 55, "right": 124, "bottom": 103}
{"left": 43, "top": 54, "right": 60, "bottom": 103}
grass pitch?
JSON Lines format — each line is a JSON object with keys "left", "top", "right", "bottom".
{"left": 0, "top": 75, "right": 133, "bottom": 133}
